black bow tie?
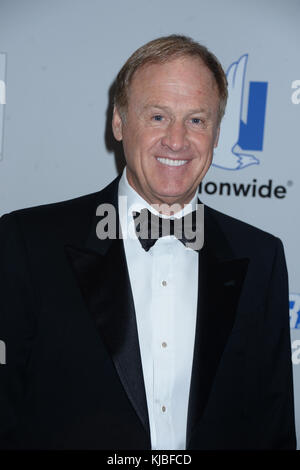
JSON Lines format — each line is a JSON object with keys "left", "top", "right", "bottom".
{"left": 132, "top": 207, "right": 203, "bottom": 252}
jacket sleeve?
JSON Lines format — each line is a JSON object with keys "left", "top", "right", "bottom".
{"left": 258, "top": 237, "right": 297, "bottom": 449}
{"left": 0, "top": 212, "right": 37, "bottom": 449}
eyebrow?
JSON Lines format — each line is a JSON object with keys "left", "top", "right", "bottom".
{"left": 142, "top": 104, "right": 211, "bottom": 116}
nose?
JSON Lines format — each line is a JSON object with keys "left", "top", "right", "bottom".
{"left": 161, "top": 121, "right": 189, "bottom": 152}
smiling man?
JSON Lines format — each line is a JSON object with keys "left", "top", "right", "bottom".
{"left": 112, "top": 54, "right": 221, "bottom": 210}
{"left": 0, "top": 35, "right": 296, "bottom": 450}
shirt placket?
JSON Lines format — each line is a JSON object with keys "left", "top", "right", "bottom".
{"left": 151, "top": 240, "right": 175, "bottom": 449}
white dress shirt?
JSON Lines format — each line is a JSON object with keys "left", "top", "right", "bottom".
{"left": 118, "top": 168, "right": 199, "bottom": 450}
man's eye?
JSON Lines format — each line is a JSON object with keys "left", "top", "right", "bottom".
{"left": 152, "top": 115, "right": 163, "bottom": 121}
{"left": 191, "top": 118, "right": 202, "bottom": 125}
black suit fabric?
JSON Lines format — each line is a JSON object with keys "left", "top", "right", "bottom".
{"left": 0, "top": 177, "right": 296, "bottom": 449}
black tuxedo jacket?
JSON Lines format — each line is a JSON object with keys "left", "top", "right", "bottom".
{"left": 0, "top": 176, "right": 296, "bottom": 449}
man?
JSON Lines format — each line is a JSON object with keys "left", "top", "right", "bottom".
{"left": 0, "top": 35, "right": 296, "bottom": 450}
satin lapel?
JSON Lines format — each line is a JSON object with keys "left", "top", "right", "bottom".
{"left": 186, "top": 207, "right": 249, "bottom": 447}
{"left": 65, "top": 177, "right": 150, "bottom": 438}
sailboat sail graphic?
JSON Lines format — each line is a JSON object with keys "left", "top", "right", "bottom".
{"left": 213, "top": 54, "right": 267, "bottom": 171}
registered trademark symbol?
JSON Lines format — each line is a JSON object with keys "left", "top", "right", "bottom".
{"left": 287, "top": 180, "right": 293, "bottom": 187}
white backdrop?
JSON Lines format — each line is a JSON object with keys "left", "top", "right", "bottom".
{"left": 0, "top": 0, "right": 299, "bottom": 447}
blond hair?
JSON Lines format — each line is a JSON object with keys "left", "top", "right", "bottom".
{"left": 114, "top": 34, "right": 228, "bottom": 123}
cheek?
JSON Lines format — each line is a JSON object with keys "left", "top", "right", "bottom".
{"left": 192, "top": 134, "right": 216, "bottom": 154}
{"left": 121, "top": 129, "right": 140, "bottom": 161}
{"left": 126, "top": 128, "right": 163, "bottom": 156}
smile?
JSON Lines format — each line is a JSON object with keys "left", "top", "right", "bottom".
{"left": 156, "top": 157, "right": 188, "bottom": 167}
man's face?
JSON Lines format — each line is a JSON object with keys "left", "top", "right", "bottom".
{"left": 112, "top": 56, "right": 220, "bottom": 209}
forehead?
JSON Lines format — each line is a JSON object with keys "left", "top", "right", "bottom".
{"left": 128, "top": 56, "right": 219, "bottom": 106}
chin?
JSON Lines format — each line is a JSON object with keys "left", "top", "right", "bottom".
{"left": 159, "top": 185, "right": 191, "bottom": 199}
{"left": 153, "top": 190, "right": 191, "bottom": 206}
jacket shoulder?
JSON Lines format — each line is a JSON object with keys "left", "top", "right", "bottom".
{"left": 204, "top": 204, "right": 281, "bottom": 255}
{"left": 0, "top": 176, "right": 120, "bottom": 233}
{"left": 0, "top": 191, "right": 98, "bottom": 239}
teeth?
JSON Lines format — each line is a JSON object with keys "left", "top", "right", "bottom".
{"left": 157, "top": 157, "right": 188, "bottom": 167}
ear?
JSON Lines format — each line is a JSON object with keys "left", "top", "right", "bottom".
{"left": 112, "top": 106, "right": 124, "bottom": 142}
{"left": 213, "top": 126, "right": 220, "bottom": 148}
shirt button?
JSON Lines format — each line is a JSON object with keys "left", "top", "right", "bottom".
{"left": 162, "top": 342, "right": 167, "bottom": 348}
{"left": 162, "top": 406, "right": 166, "bottom": 412}
{"left": 161, "top": 280, "right": 167, "bottom": 287}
